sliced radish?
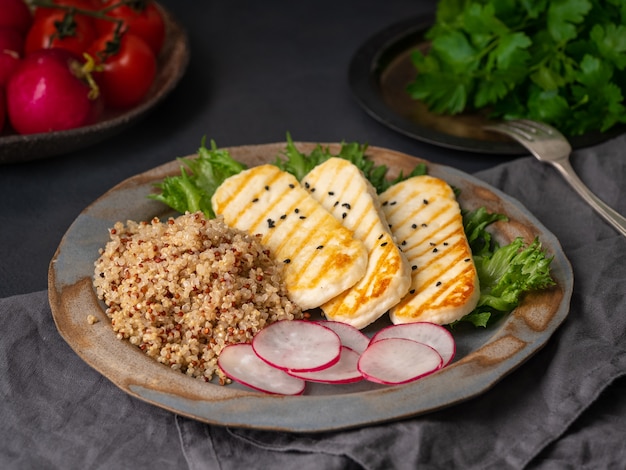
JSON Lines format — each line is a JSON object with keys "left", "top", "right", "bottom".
{"left": 358, "top": 338, "right": 443, "bottom": 385}
{"left": 316, "top": 320, "right": 370, "bottom": 354}
{"left": 218, "top": 343, "right": 306, "bottom": 395}
{"left": 252, "top": 320, "right": 341, "bottom": 372}
{"left": 288, "top": 346, "right": 363, "bottom": 384}
{"left": 370, "top": 322, "right": 456, "bottom": 366}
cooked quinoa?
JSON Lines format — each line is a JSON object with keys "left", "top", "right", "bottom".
{"left": 93, "top": 211, "right": 303, "bottom": 384}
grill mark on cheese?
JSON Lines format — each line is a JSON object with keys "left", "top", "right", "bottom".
{"left": 302, "top": 158, "right": 411, "bottom": 328}
{"left": 212, "top": 164, "right": 368, "bottom": 310}
{"left": 380, "top": 174, "right": 480, "bottom": 325}
{"left": 244, "top": 171, "right": 289, "bottom": 234}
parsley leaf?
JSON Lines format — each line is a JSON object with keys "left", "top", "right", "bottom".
{"left": 408, "top": 0, "right": 626, "bottom": 136}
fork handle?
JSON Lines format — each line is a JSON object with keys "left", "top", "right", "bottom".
{"left": 551, "top": 158, "right": 626, "bottom": 238}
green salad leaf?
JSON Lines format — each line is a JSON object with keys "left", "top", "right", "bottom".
{"left": 407, "top": 0, "right": 626, "bottom": 136}
{"left": 149, "top": 138, "right": 247, "bottom": 218}
{"left": 274, "top": 133, "right": 427, "bottom": 193}
{"left": 457, "top": 208, "right": 556, "bottom": 327}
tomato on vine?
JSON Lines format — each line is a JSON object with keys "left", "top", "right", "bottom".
{"left": 88, "top": 31, "right": 156, "bottom": 109}
{"left": 95, "top": 0, "right": 165, "bottom": 55}
{"left": 25, "top": 10, "right": 98, "bottom": 56}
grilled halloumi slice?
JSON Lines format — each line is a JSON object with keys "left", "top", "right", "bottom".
{"left": 380, "top": 175, "right": 480, "bottom": 325}
{"left": 302, "top": 158, "right": 411, "bottom": 329}
{"left": 211, "top": 164, "right": 368, "bottom": 310}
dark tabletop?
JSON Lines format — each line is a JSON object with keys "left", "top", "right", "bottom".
{"left": 4, "top": 3, "right": 626, "bottom": 469}
{"left": 0, "top": 0, "right": 518, "bottom": 299}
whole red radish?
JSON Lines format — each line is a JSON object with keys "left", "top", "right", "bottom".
{"left": 0, "top": 0, "right": 33, "bottom": 36}
{"left": 0, "top": 50, "right": 21, "bottom": 87}
{"left": 0, "top": 26, "right": 24, "bottom": 55}
{"left": 0, "top": 87, "right": 6, "bottom": 131}
{"left": 7, "top": 48, "right": 101, "bottom": 134}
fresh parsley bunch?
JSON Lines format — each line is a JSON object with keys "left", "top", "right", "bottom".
{"left": 407, "top": 0, "right": 626, "bottom": 136}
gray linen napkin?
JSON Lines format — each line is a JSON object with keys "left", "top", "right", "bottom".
{"left": 2, "top": 135, "right": 626, "bottom": 469}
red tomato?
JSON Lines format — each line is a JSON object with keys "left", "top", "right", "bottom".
{"left": 33, "top": 0, "right": 100, "bottom": 22}
{"left": 0, "top": 0, "right": 33, "bottom": 37}
{"left": 89, "top": 32, "right": 156, "bottom": 109}
{"left": 95, "top": 0, "right": 165, "bottom": 55}
{"left": 25, "top": 11, "right": 98, "bottom": 57}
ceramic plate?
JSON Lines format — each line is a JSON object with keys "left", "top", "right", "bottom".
{"left": 0, "top": 3, "right": 189, "bottom": 164}
{"left": 48, "top": 143, "right": 573, "bottom": 432}
{"left": 348, "top": 15, "right": 626, "bottom": 155}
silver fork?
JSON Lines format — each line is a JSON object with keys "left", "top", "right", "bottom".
{"left": 484, "top": 119, "right": 626, "bottom": 238}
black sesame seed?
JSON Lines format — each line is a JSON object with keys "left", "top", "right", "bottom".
{"left": 265, "top": 185, "right": 269, "bottom": 191}
{"left": 423, "top": 199, "right": 429, "bottom": 205}
{"left": 378, "top": 234, "right": 384, "bottom": 240}
{"left": 267, "top": 219, "right": 275, "bottom": 228}
{"left": 299, "top": 216, "right": 306, "bottom": 219}
{"left": 316, "top": 245, "right": 324, "bottom": 250}
{"left": 280, "top": 214, "right": 287, "bottom": 220}
{"left": 412, "top": 265, "right": 417, "bottom": 271}
{"left": 333, "top": 201, "right": 339, "bottom": 207}
{"left": 390, "top": 201, "right": 397, "bottom": 206}
{"left": 380, "top": 242, "right": 388, "bottom": 247}
{"left": 283, "top": 259, "right": 291, "bottom": 264}
{"left": 304, "top": 182, "right": 310, "bottom": 189}
{"left": 342, "top": 203, "right": 351, "bottom": 209}
{"left": 411, "top": 223, "right": 417, "bottom": 229}
{"left": 310, "top": 188, "right": 316, "bottom": 192}
{"left": 382, "top": 201, "right": 388, "bottom": 206}
{"left": 464, "top": 258, "right": 471, "bottom": 262}
{"left": 422, "top": 223, "right": 428, "bottom": 227}
{"left": 289, "top": 183, "right": 295, "bottom": 189}
{"left": 409, "top": 289, "right": 416, "bottom": 294}
{"left": 328, "top": 191, "right": 335, "bottom": 196}
{"left": 443, "top": 242, "right": 448, "bottom": 246}
{"left": 432, "top": 248, "right": 438, "bottom": 253}
{"left": 436, "top": 281, "right": 442, "bottom": 286}
{"left": 401, "top": 241, "right": 407, "bottom": 246}
{"left": 252, "top": 198, "right": 259, "bottom": 203}
{"left": 342, "top": 213, "right": 347, "bottom": 219}
{"left": 294, "top": 208, "right": 300, "bottom": 213}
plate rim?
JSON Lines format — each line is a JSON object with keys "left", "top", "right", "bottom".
{"left": 48, "top": 142, "right": 574, "bottom": 432}
{"left": 348, "top": 14, "right": 626, "bottom": 155}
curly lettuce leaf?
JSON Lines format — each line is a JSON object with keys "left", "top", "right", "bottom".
{"left": 149, "top": 138, "right": 247, "bottom": 218}
{"left": 274, "top": 133, "right": 427, "bottom": 193}
{"left": 457, "top": 236, "right": 556, "bottom": 327}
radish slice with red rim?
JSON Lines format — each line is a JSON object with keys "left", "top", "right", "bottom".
{"left": 358, "top": 337, "right": 443, "bottom": 385}
{"left": 316, "top": 320, "right": 370, "bottom": 354}
{"left": 370, "top": 322, "right": 456, "bottom": 366}
{"left": 218, "top": 343, "right": 306, "bottom": 395}
{"left": 288, "top": 346, "right": 363, "bottom": 384}
{"left": 252, "top": 320, "right": 342, "bottom": 372}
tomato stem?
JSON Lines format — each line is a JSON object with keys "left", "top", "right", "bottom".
{"left": 29, "top": 0, "right": 152, "bottom": 27}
